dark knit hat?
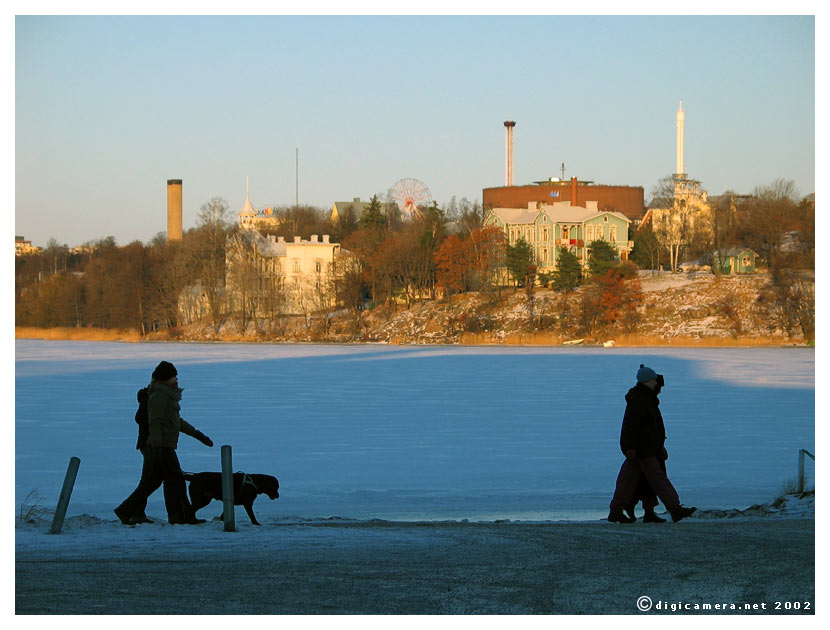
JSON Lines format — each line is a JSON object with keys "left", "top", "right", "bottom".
{"left": 152, "top": 361, "right": 178, "bottom": 381}
{"left": 636, "top": 364, "right": 658, "bottom": 383}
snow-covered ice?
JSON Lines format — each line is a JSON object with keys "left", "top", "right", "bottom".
{"left": 15, "top": 340, "right": 815, "bottom": 526}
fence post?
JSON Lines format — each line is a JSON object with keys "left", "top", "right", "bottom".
{"left": 797, "top": 449, "right": 805, "bottom": 493}
{"left": 50, "top": 457, "right": 81, "bottom": 534}
{"left": 797, "top": 449, "right": 815, "bottom": 494}
{"left": 221, "top": 445, "right": 235, "bottom": 532}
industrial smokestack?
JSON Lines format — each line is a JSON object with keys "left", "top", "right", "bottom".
{"left": 504, "top": 120, "right": 516, "bottom": 186}
{"left": 167, "top": 179, "right": 183, "bottom": 242}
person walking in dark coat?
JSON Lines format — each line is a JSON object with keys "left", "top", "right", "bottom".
{"left": 114, "top": 361, "right": 214, "bottom": 525}
{"left": 113, "top": 387, "right": 156, "bottom": 524}
{"left": 607, "top": 364, "right": 696, "bottom": 524}
{"left": 625, "top": 375, "right": 668, "bottom": 523}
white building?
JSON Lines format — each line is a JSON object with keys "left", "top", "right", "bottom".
{"left": 225, "top": 231, "right": 343, "bottom": 317}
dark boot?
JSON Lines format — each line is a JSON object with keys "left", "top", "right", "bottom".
{"left": 114, "top": 507, "right": 131, "bottom": 525}
{"left": 607, "top": 508, "right": 636, "bottom": 523}
{"left": 643, "top": 509, "right": 667, "bottom": 523}
{"left": 669, "top": 505, "right": 697, "bottom": 522}
{"left": 129, "top": 513, "right": 154, "bottom": 525}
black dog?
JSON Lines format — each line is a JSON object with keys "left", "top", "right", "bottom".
{"left": 185, "top": 472, "right": 279, "bottom": 526}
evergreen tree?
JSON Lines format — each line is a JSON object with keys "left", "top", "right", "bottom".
{"left": 359, "top": 194, "right": 386, "bottom": 229}
{"left": 587, "top": 239, "right": 619, "bottom": 277}
{"left": 506, "top": 238, "right": 533, "bottom": 286}
{"left": 553, "top": 247, "right": 582, "bottom": 291}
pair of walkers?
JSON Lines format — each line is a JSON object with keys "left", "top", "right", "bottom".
{"left": 607, "top": 364, "right": 697, "bottom": 524}
{"left": 114, "top": 361, "right": 214, "bottom": 525}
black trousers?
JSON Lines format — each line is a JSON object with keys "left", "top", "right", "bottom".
{"left": 116, "top": 446, "right": 195, "bottom": 524}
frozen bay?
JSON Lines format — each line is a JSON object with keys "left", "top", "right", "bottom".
{"left": 14, "top": 340, "right": 815, "bottom": 523}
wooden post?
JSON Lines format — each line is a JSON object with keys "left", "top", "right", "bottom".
{"left": 797, "top": 449, "right": 815, "bottom": 494}
{"left": 50, "top": 457, "right": 81, "bottom": 534}
{"left": 221, "top": 445, "right": 235, "bottom": 532}
{"left": 798, "top": 449, "right": 805, "bottom": 493}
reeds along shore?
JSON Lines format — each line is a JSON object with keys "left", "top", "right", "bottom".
{"left": 15, "top": 326, "right": 806, "bottom": 347}
{"left": 15, "top": 327, "right": 142, "bottom": 342}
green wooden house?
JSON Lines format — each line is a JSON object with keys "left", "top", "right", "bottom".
{"left": 483, "top": 201, "right": 632, "bottom": 272}
{"left": 712, "top": 247, "right": 758, "bottom": 275}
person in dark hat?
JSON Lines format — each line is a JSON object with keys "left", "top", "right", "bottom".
{"left": 114, "top": 361, "right": 214, "bottom": 525}
{"left": 607, "top": 364, "right": 696, "bottom": 524}
{"left": 625, "top": 372, "right": 669, "bottom": 523}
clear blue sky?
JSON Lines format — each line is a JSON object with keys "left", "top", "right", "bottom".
{"left": 15, "top": 14, "right": 815, "bottom": 248}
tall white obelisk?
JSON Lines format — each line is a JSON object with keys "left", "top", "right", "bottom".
{"left": 676, "top": 101, "right": 685, "bottom": 176}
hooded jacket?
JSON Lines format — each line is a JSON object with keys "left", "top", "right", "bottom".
{"left": 147, "top": 380, "right": 199, "bottom": 449}
{"left": 619, "top": 383, "right": 666, "bottom": 459}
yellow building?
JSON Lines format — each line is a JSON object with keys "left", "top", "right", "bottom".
{"left": 15, "top": 236, "right": 40, "bottom": 256}
{"left": 225, "top": 231, "right": 343, "bottom": 316}
{"left": 644, "top": 102, "right": 713, "bottom": 271}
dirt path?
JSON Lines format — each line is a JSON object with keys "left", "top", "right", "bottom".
{"left": 15, "top": 519, "right": 814, "bottom": 614}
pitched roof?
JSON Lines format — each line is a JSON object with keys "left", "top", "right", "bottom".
{"left": 717, "top": 247, "right": 757, "bottom": 257}
{"left": 238, "top": 229, "right": 286, "bottom": 257}
{"left": 489, "top": 201, "right": 631, "bottom": 225}
{"left": 238, "top": 193, "right": 257, "bottom": 217}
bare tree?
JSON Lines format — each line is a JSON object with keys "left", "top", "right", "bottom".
{"left": 191, "top": 197, "right": 232, "bottom": 333}
{"left": 738, "top": 179, "right": 799, "bottom": 270}
{"left": 225, "top": 232, "right": 262, "bottom": 333}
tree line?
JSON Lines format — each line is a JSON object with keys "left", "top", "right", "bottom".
{"left": 15, "top": 179, "right": 814, "bottom": 340}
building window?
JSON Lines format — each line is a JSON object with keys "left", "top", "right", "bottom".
{"left": 292, "top": 259, "right": 300, "bottom": 273}
{"left": 610, "top": 226, "right": 617, "bottom": 242}
{"left": 315, "top": 260, "right": 322, "bottom": 273}
{"left": 542, "top": 247, "right": 549, "bottom": 262}
{"left": 587, "top": 225, "right": 594, "bottom": 240}
{"left": 542, "top": 227, "right": 549, "bottom": 241}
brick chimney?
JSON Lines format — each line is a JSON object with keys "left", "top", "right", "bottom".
{"left": 571, "top": 177, "right": 580, "bottom": 207}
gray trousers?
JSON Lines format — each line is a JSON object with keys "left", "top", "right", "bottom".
{"left": 609, "top": 455, "right": 680, "bottom": 512}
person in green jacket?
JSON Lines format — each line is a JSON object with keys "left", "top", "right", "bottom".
{"left": 115, "top": 361, "right": 214, "bottom": 525}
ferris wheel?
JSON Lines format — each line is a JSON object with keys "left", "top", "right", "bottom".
{"left": 387, "top": 178, "right": 433, "bottom": 217}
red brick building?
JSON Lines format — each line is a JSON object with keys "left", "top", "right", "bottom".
{"left": 483, "top": 177, "right": 644, "bottom": 220}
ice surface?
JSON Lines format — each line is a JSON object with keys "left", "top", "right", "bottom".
{"left": 15, "top": 340, "right": 815, "bottom": 525}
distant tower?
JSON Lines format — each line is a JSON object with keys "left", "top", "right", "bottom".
{"left": 675, "top": 101, "right": 685, "bottom": 177}
{"left": 504, "top": 120, "right": 516, "bottom": 186}
{"left": 167, "top": 179, "right": 183, "bottom": 242}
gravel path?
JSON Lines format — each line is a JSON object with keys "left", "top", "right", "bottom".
{"left": 15, "top": 519, "right": 814, "bottom": 614}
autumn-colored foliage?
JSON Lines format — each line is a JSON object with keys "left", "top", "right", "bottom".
{"left": 435, "top": 227, "right": 505, "bottom": 295}
{"left": 580, "top": 268, "right": 644, "bottom": 333}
